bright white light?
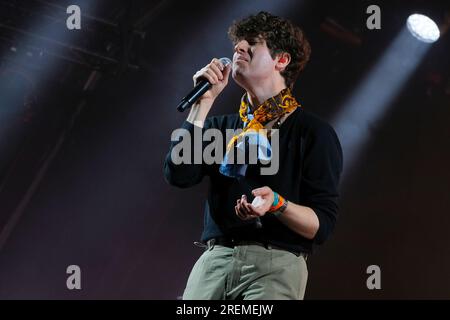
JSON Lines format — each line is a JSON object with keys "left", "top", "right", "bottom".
{"left": 407, "top": 14, "right": 440, "bottom": 43}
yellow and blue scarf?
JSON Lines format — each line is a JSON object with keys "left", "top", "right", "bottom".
{"left": 219, "top": 87, "right": 300, "bottom": 177}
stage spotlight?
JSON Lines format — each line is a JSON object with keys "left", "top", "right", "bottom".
{"left": 407, "top": 14, "right": 440, "bottom": 43}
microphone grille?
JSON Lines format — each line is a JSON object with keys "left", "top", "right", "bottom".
{"left": 219, "top": 57, "right": 232, "bottom": 66}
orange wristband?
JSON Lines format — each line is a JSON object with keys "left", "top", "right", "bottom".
{"left": 269, "top": 192, "right": 285, "bottom": 212}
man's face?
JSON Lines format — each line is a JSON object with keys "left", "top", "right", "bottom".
{"left": 231, "top": 37, "right": 278, "bottom": 86}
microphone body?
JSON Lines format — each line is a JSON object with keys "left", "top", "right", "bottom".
{"left": 177, "top": 57, "right": 231, "bottom": 112}
{"left": 177, "top": 80, "right": 212, "bottom": 112}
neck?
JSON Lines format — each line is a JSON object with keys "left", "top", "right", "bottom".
{"left": 245, "top": 77, "right": 287, "bottom": 112}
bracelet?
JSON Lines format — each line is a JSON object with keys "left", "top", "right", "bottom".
{"left": 269, "top": 192, "right": 285, "bottom": 212}
{"left": 274, "top": 199, "right": 289, "bottom": 217}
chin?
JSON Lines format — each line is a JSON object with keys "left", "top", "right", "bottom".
{"left": 232, "top": 71, "right": 244, "bottom": 85}
{"left": 232, "top": 67, "right": 247, "bottom": 79}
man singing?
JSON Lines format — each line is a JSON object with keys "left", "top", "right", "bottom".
{"left": 164, "top": 11, "right": 343, "bottom": 300}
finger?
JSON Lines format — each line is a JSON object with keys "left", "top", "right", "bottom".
{"left": 236, "top": 199, "right": 244, "bottom": 213}
{"left": 212, "top": 58, "right": 225, "bottom": 71}
{"left": 243, "top": 201, "right": 258, "bottom": 216}
{"left": 252, "top": 186, "right": 270, "bottom": 196}
{"left": 240, "top": 195, "right": 251, "bottom": 215}
{"left": 241, "top": 195, "right": 252, "bottom": 208}
{"left": 209, "top": 62, "right": 224, "bottom": 80}
{"left": 243, "top": 200, "right": 252, "bottom": 211}
{"left": 235, "top": 205, "right": 249, "bottom": 220}
{"left": 222, "top": 63, "right": 231, "bottom": 79}
{"left": 240, "top": 204, "right": 250, "bottom": 216}
{"left": 194, "top": 69, "right": 216, "bottom": 85}
{"left": 204, "top": 69, "right": 219, "bottom": 84}
{"left": 251, "top": 188, "right": 262, "bottom": 196}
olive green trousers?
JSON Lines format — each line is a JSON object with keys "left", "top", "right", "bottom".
{"left": 182, "top": 243, "right": 308, "bottom": 300}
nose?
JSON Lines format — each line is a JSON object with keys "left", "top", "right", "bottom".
{"left": 234, "top": 40, "right": 249, "bottom": 54}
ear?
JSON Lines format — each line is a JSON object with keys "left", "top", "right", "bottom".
{"left": 275, "top": 52, "right": 291, "bottom": 72}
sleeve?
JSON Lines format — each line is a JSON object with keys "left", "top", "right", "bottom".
{"left": 299, "top": 122, "right": 343, "bottom": 245}
{"left": 163, "top": 118, "right": 214, "bottom": 188}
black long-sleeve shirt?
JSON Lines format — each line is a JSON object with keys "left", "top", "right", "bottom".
{"left": 164, "top": 108, "right": 343, "bottom": 254}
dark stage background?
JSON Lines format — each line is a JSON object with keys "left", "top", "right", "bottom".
{"left": 0, "top": 0, "right": 449, "bottom": 299}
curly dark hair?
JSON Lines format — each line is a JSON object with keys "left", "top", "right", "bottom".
{"left": 228, "top": 11, "right": 311, "bottom": 89}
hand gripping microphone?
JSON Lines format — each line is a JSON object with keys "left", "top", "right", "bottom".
{"left": 177, "top": 57, "right": 232, "bottom": 112}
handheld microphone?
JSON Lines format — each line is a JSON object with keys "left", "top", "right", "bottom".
{"left": 177, "top": 57, "right": 232, "bottom": 112}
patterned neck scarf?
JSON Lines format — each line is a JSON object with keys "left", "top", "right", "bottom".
{"left": 219, "top": 87, "right": 301, "bottom": 178}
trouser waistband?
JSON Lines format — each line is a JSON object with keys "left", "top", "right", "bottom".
{"left": 198, "top": 237, "right": 308, "bottom": 259}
